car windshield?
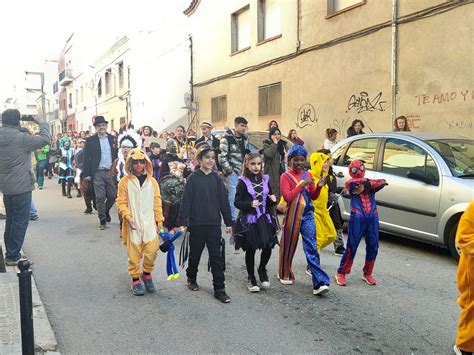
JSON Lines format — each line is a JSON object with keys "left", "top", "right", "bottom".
{"left": 426, "top": 139, "right": 474, "bottom": 177}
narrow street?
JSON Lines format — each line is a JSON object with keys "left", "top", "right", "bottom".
{"left": 23, "top": 182, "right": 459, "bottom": 354}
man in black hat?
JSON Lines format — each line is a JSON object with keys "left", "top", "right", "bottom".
{"left": 82, "top": 116, "right": 118, "bottom": 230}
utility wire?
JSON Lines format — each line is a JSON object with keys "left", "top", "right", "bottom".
{"left": 194, "top": 1, "right": 470, "bottom": 88}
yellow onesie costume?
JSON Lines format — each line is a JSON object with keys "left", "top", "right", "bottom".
{"left": 455, "top": 201, "right": 474, "bottom": 352}
{"left": 116, "top": 148, "right": 164, "bottom": 279}
{"left": 309, "top": 152, "right": 336, "bottom": 251}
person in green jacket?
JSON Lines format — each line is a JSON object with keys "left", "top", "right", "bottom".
{"left": 36, "top": 144, "right": 50, "bottom": 189}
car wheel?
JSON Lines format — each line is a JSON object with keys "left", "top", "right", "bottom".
{"left": 448, "top": 221, "right": 460, "bottom": 262}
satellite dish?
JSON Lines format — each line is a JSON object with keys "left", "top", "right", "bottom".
{"left": 184, "top": 92, "right": 192, "bottom": 108}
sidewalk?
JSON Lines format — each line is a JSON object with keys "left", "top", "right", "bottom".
{"left": 0, "top": 225, "right": 59, "bottom": 354}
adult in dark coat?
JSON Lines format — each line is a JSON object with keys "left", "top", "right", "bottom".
{"left": 82, "top": 116, "right": 118, "bottom": 229}
{"left": 262, "top": 127, "right": 287, "bottom": 202}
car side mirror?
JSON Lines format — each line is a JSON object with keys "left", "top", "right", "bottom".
{"left": 407, "top": 168, "right": 436, "bottom": 185}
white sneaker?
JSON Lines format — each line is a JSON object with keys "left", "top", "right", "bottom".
{"left": 247, "top": 277, "right": 260, "bottom": 293}
{"left": 261, "top": 281, "right": 270, "bottom": 289}
{"left": 313, "top": 285, "right": 329, "bottom": 295}
{"left": 278, "top": 276, "right": 294, "bottom": 285}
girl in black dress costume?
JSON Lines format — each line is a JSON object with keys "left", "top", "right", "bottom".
{"left": 234, "top": 152, "right": 279, "bottom": 292}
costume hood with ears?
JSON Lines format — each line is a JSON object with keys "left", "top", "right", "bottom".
{"left": 125, "top": 148, "right": 153, "bottom": 177}
{"left": 310, "top": 152, "right": 330, "bottom": 179}
{"left": 348, "top": 160, "right": 366, "bottom": 179}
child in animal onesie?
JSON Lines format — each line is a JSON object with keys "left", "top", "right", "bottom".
{"left": 116, "top": 148, "right": 164, "bottom": 296}
{"left": 335, "top": 159, "right": 387, "bottom": 286}
{"left": 454, "top": 202, "right": 474, "bottom": 354}
{"left": 309, "top": 151, "right": 336, "bottom": 251}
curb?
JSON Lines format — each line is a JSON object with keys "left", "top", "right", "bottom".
{"left": 31, "top": 273, "right": 59, "bottom": 353}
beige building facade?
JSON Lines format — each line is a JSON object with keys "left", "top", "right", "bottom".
{"left": 187, "top": 0, "right": 473, "bottom": 151}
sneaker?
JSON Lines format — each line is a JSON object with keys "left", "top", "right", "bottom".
{"left": 363, "top": 274, "right": 377, "bottom": 285}
{"left": 105, "top": 212, "right": 111, "bottom": 223}
{"left": 38, "top": 186, "right": 43, "bottom": 190}
{"left": 247, "top": 276, "right": 260, "bottom": 293}
{"left": 5, "top": 259, "right": 34, "bottom": 266}
{"left": 131, "top": 280, "right": 145, "bottom": 296}
{"left": 453, "top": 344, "right": 471, "bottom": 355}
{"left": 313, "top": 284, "right": 329, "bottom": 295}
{"left": 334, "top": 246, "right": 345, "bottom": 256}
{"left": 99, "top": 222, "right": 107, "bottom": 230}
{"left": 335, "top": 272, "right": 347, "bottom": 286}
{"left": 141, "top": 274, "right": 156, "bottom": 293}
{"left": 84, "top": 206, "right": 93, "bottom": 214}
{"left": 305, "top": 266, "right": 312, "bottom": 277}
{"left": 29, "top": 215, "right": 39, "bottom": 221}
{"left": 187, "top": 279, "right": 199, "bottom": 291}
{"left": 214, "top": 290, "right": 231, "bottom": 303}
{"left": 257, "top": 267, "right": 270, "bottom": 289}
{"left": 278, "top": 276, "right": 294, "bottom": 285}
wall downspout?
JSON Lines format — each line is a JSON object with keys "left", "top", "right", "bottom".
{"left": 296, "top": 0, "right": 301, "bottom": 52}
{"left": 391, "top": 0, "right": 398, "bottom": 124}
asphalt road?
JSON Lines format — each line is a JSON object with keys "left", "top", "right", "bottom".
{"left": 23, "top": 182, "right": 460, "bottom": 354}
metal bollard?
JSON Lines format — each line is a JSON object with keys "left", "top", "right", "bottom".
{"left": 17, "top": 260, "right": 34, "bottom": 355}
{"left": 0, "top": 245, "right": 6, "bottom": 273}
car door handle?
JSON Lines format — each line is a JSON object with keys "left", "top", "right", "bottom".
{"left": 336, "top": 172, "right": 344, "bottom": 178}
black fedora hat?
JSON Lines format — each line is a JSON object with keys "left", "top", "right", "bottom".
{"left": 92, "top": 115, "right": 108, "bottom": 126}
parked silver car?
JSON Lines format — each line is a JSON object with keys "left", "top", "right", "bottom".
{"left": 330, "top": 132, "right": 474, "bottom": 260}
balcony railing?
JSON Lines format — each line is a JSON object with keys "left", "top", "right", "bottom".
{"left": 59, "top": 69, "right": 73, "bottom": 86}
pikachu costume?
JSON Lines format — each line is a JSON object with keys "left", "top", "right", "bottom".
{"left": 309, "top": 152, "right": 336, "bottom": 251}
{"left": 455, "top": 201, "right": 474, "bottom": 352}
{"left": 116, "top": 148, "right": 164, "bottom": 279}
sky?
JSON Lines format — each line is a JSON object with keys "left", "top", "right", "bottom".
{"left": 0, "top": 0, "right": 191, "bottom": 104}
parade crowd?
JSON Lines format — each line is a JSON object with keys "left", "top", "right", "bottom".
{"left": 0, "top": 109, "right": 472, "bottom": 354}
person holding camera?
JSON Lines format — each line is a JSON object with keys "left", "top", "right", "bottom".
{"left": 0, "top": 109, "right": 51, "bottom": 266}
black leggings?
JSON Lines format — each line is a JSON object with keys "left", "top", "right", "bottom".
{"left": 245, "top": 247, "right": 272, "bottom": 276}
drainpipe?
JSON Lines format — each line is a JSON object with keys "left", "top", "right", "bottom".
{"left": 391, "top": 0, "right": 398, "bottom": 124}
{"left": 296, "top": 0, "right": 301, "bottom": 52}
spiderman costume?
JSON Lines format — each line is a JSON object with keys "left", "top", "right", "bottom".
{"left": 336, "top": 160, "right": 387, "bottom": 286}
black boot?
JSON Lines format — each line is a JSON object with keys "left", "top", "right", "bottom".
{"left": 62, "top": 182, "right": 67, "bottom": 196}
{"left": 84, "top": 205, "right": 93, "bottom": 214}
{"left": 67, "top": 184, "right": 73, "bottom": 199}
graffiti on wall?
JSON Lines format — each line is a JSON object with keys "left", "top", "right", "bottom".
{"left": 296, "top": 103, "right": 317, "bottom": 129}
{"left": 406, "top": 114, "right": 422, "bottom": 129}
{"left": 440, "top": 120, "right": 473, "bottom": 131}
{"left": 415, "top": 89, "right": 473, "bottom": 106}
{"left": 346, "top": 91, "right": 387, "bottom": 114}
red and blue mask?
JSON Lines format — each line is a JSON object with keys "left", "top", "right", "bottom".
{"left": 348, "top": 160, "right": 366, "bottom": 178}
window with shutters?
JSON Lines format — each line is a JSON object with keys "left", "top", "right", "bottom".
{"left": 258, "top": 82, "right": 281, "bottom": 116}
{"left": 211, "top": 95, "right": 227, "bottom": 124}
